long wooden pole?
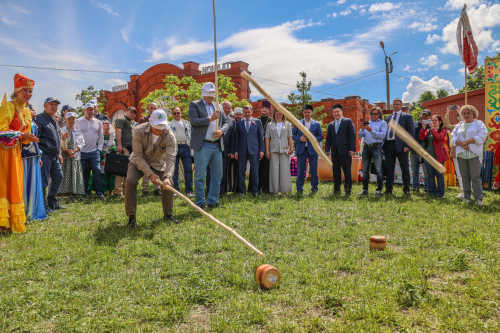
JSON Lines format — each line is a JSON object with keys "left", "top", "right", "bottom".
{"left": 464, "top": 64, "right": 468, "bottom": 105}
{"left": 154, "top": 179, "right": 264, "bottom": 257}
{"left": 388, "top": 120, "right": 446, "bottom": 174}
{"left": 213, "top": 0, "right": 219, "bottom": 131}
{"left": 240, "top": 70, "right": 332, "bottom": 167}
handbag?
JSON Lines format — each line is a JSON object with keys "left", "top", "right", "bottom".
{"left": 104, "top": 153, "right": 130, "bottom": 177}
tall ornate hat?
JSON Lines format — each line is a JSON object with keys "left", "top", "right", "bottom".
{"left": 14, "top": 73, "right": 35, "bottom": 92}
{"left": 261, "top": 100, "right": 271, "bottom": 109}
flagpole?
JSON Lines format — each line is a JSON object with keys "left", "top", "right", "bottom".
{"left": 213, "top": 0, "right": 219, "bottom": 131}
{"left": 465, "top": 64, "right": 468, "bottom": 105}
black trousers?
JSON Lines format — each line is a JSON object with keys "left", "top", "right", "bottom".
{"left": 383, "top": 140, "right": 411, "bottom": 192}
{"left": 332, "top": 152, "right": 352, "bottom": 191}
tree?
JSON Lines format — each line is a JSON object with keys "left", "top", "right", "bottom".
{"left": 436, "top": 89, "right": 449, "bottom": 99}
{"left": 75, "top": 85, "right": 107, "bottom": 117}
{"left": 286, "top": 72, "right": 325, "bottom": 127}
{"left": 140, "top": 74, "right": 247, "bottom": 120}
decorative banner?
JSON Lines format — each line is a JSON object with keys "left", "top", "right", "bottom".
{"left": 485, "top": 58, "right": 500, "bottom": 182}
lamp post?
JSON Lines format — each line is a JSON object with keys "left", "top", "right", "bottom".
{"left": 380, "top": 41, "right": 397, "bottom": 111}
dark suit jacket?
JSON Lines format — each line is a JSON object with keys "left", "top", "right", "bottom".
{"left": 222, "top": 117, "right": 234, "bottom": 157}
{"left": 292, "top": 119, "right": 323, "bottom": 155}
{"left": 325, "top": 117, "right": 356, "bottom": 156}
{"left": 384, "top": 112, "right": 415, "bottom": 152}
{"left": 188, "top": 99, "right": 229, "bottom": 151}
{"left": 234, "top": 117, "right": 265, "bottom": 156}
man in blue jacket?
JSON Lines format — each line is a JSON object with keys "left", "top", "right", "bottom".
{"left": 234, "top": 105, "right": 265, "bottom": 197}
{"left": 383, "top": 98, "right": 415, "bottom": 195}
{"left": 292, "top": 105, "right": 323, "bottom": 194}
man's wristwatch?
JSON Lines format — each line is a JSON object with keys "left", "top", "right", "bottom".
{"left": 165, "top": 176, "right": 172, "bottom": 181}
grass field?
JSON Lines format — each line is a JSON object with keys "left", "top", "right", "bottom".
{"left": 1, "top": 182, "right": 500, "bottom": 332}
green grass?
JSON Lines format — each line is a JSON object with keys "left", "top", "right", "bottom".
{"left": 1, "top": 182, "right": 500, "bottom": 332}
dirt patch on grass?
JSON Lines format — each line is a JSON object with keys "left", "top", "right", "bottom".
{"left": 176, "top": 305, "right": 211, "bottom": 332}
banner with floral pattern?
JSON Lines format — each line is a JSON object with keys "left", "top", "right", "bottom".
{"left": 485, "top": 58, "right": 500, "bottom": 181}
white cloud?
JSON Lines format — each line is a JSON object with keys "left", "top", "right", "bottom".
{"left": 402, "top": 76, "right": 458, "bottom": 102}
{"left": 332, "top": 12, "right": 338, "bottom": 18}
{"left": 369, "top": 2, "right": 400, "bottom": 13}
{"left": 420, "top": 54, "right": 439, "bottom": 67}
{"left": 9, "top": 5, "right": 30, "bottom": 15}
{"left": 340, "top": 9, "right": 351, "bottom": 16}
{"left": 327, "top": 13, "right": 331, "bottom": 17}
{"left": 444, "top": 0, "right": 484, "bottom": 10}
{"left": 121, "top": 15, "right": 135, "bottom": 44}
{"left": 426, "top": 34, "right": 442, "bottom": 44}
{"left": 91, "top": 0, "right": 118, "bottom": 16}
{"left": 489, "top": 40, "right": 500, "bottom": 52}
{"left": 409, "top": 22, "right": 438, "bottom": 32}
{"left": 359, "top": 8, "right": 367, "bottom": 15}
{"left": 440, "top": 64, "right": 450, "bottom": 70}
{"left": 106, "top": 79, "right": 127, "bottom": 88}
{"left": 438, "top": 4, "right": 500, "bottom": 55}
{"left": 349, "top": 4, "right": 358, "bottom": 10}
{"left": 403, "top": 65, "right": 412, "bottom": 72}
{"left": 337, "top": 0, "right": 346, "bottom": 4}
{"left": 458, "top": 67, "right": 466, "bottom": 74}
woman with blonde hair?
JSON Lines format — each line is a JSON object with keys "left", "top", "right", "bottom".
{"left": 265, "top": 109, "right": 294, "bottom": 195}
{"left": 450, "top": 105, "right": 488, "bottom": 205}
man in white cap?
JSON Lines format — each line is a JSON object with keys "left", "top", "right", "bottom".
{"left": 188, "top": 82, "right": 229, "bottom": 210}
{"left": 125, "top": 109, "right": 178, "bottom": 228}
{"left": 91, "top": 99, "right": 110, "bottom": 122}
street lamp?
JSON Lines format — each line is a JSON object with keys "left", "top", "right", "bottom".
{"left": 380, "top": 41, "right": 397, "bottom": 111}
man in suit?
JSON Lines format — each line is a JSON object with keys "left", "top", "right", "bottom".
{"left": 325, "top": 104, "right": 356, "bottom": 196}
{"left": 258, "top": 100, "right": 273, "bottom": 193}
{"left": 220, "top": 101, "right": 235, "bottom": 195}
{"left": 188, "top": 82, "right": 229, "bottom": 209}
{"left": 234, "top": 105, "right": 265, "bottom": 197}
{"left": 383, "top": 98, "right": 415, "bottom": 195}
{"left": 125, "top": 110, "right": 179, "bottom": 228}
{"left": 292, "top": 105, "right": 323, "bottom": 194}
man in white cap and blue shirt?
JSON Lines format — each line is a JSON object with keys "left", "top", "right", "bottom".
{"left": 188, "top": 82, "right": 229, "bottom": 210}
{"left": 125, "top": 109, "right": 179, "bottom": 228}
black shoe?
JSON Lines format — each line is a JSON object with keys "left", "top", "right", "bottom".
{"left": 358, "top": 189, "right": 368, "bottom": 195}
{"left": 297, "top": 190, "right": 303, "bottom": 195}
{"left": 53, "top": 203, "right": 66, "bottom": 210}
{"left": 45, "top": 206, "right": 55, "bottom": 214}
{"left": 332, "top": 190, "right": 341, "bottom": 195}
{"left": 375, "top": 190, "right": 383, "bottom": 197}
{"left": 82, "top": 194, "right": 88, "bottom": 200}
{"left": 97, "top": 194, "right": 105, "bottom": 200}
{"left": 141, "top": 191, "right": 149, "bottom": 197}
{"left": 403, "top": 190, "right": 411, "bottom": 196}
{"left": 383, "top": 191, "right": 393, "bottom": 196}
{"left": 345, "top": 190, "right": 352, "bottom": 197}
{"left": 153, "top": 190, "right": 161, "bottom": 196}
{"left": 208, "top": 203, "right": 226, "bottom": 209}
{"left": 311, "top": 189, "right": 318, "bottom": 194}
{"left": 164, "top": 215, "right": 180, "bottom": 224}
{"left": 253, "top": 193, "right": 260, "bottom": 198}
{"left": 196, "top": 205, "right": 205, "bottom": 211}
{"left": 128, "top": 215, "right": 137, "bottom": 228}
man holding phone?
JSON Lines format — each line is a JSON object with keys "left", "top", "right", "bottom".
{"left": 411, "top": 109, "right": 431, "bottom": 192}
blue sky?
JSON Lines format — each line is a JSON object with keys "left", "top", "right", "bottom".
{"left": 1, "top": 0, "right": 500, "bottom": 111}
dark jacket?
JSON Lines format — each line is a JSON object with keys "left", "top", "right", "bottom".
{"left": 222, "top": 117, "right": 234, "bottom": 157}
{"left": 384, "top": 112, "right": 415, "bottom": 152}
{"left": 234, "top": 117, "right": 265, "bottom": 156}
{"left": 324, "top": 117, "right": 356, "bottom": 156}
{"left": 292, "top": 119, "right": 323, "bottom": 156}
{"left": 188, "top": 99, "right": 229, "bottom": 151}
{"left": 34, "top": 111, "right": 61, "bottom": 158}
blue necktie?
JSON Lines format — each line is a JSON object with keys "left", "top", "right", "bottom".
{"left": 246, "top": 119, "right": 250, "bottom": 133}
{"left": 335, "top": 120, "right": 340, "bottom": 134}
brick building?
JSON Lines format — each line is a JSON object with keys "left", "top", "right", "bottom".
{"left": 103, "top": 61, "right": 251, "bottom": 123}
{"left": 422, "top": 88, "right": 485, "bottom": 124}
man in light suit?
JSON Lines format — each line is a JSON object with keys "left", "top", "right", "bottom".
{"left": 325, "top": 104, "right": 356, "bottom": 196}
{"left": 292, "top": 105, "right": 323, "bottom": 194}
{"left": 234, "top": 105, "right": 265, "bottom": 197}
{"left": 383, "top": 98, "right": 415, "bottom": 195}
{"left": 188, "top": 82, "right": 229, "bottom": 209}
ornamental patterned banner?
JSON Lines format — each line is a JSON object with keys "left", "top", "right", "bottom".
{"left": 485, "top": 57, "right": 500, "bottom": 181}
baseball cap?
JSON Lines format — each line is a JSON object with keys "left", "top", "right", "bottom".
{"left": 127, "top": 106, "right": 137, "bottom": 113}
{"left": 65, "top": 112, "right": 76, "bottom": 119}
{"left": 422, "top": 109, "right": 432, "bottom": 116}
{"left": 149, "top": 109, "right": 170, "bottom": 130}
{"left": 62, "top": 105, "right": 73, "bottom": 111}
{"left": 234, "top": 107, "right": 243, "bottom": 114}
{"left": 84, "top": 102, "right": 94, "bottom": 109}
{"left": 201, "top": 82, "right": 216, "bottom": 97}
{"left": 44, "top": 97, "right": 61, "bottom": 105}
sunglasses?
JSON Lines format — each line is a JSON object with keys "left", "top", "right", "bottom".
{"left": 370, "top": 113, "right": 378, "bottom": 115}
{"left": 172, "top": 112, "right": 181, "bottom": 115}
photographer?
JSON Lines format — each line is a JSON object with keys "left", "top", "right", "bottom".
{"left": 358, "top": 107, "right": 387, "bottom": 196}
{"left": 411, "top": 109, "right": 431, "bottom": 192}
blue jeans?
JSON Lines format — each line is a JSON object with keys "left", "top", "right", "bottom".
{"left": 411, "top": 153, "right": 428, "bottom": 190}
{"left": 194, "top": 142, "right": 222, "bottom": 206}
{"left": 80, "top": 150, "right": 103, "bottom": 195}
{"left": 296, "top": 152, "right": 318, "bottom": 192}
{"left": 362, "top": 145, "right": 383, "bottom": 191}
{"left": 40, "top": 154, "right": 63, "bottom": 206}
{"left": 424, "top": 160, "right": 445, "bottom": 197}
{"left": 173, "top": 144, "right": 193, "bottom": 193}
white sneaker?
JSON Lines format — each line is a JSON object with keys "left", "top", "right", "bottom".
{"left": 456, "top": 192, "right": 463, "bottom": 198}
{"left": 187, "top": 192, "right": 194, "bottom": 197}
{"left": 463, "top": 199, "right": 470, "bottom": 203}
{"left": 475, "top": 201, "right": 483, "bottom": 206}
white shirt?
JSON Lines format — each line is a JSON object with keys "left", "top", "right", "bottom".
{"left": 152, "top": 134, "right": 159, "bottom": 146}
{"left": 75, "top": 116, "right": 104, "bottom": 153}
{"left": 171, "top": 120, "right": 187, "bottom": 143}
{"left": 386, "top": 111, "right": 402, "bottom": 140}
{"left": 203, "top": 99, "right": 216, "bottom": 141}
{"left": 276, "top": 122, "right": 283, "bottom": 137}
{"left": 304, "top": 119, "right": 312, "bottom": 147}
{"left": 450, "top": 119, "right": 488, "bottom": 163}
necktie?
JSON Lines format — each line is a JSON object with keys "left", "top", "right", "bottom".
{"left": 335, "top": 120, "right": 340, "bottom": 134}
{"left": 246, "top": 119, "right": 250, "bottom": 133}
{"left": 389, "top": 113, "right": 397, "bottom": 139}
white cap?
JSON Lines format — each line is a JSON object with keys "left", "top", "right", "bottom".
{"left": 84, "top": 102, "right": 94, "bottom": 109}
{"left": 149, "top": 109, "right": 171, "bottom": 130}
{"left": 65, "top": 111, "right": 76, "bottom": 119}
{"left": 234, "top": 107, "right": 243, "bottom": 114}
{"left": 201, "top": 82, "right": 216, "bottom": 97}
{"left": 89, "top": 99, "right": 98, "bottom": 106}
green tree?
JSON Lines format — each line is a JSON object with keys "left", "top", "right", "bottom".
{"left": 436, "top": 89, "right": 449, "bottom": 99}
{"left": 286, "top": 72, "right": 325, "bottom": 128}
{"left": 75, "top": 85, "right": 107, "bottom": 117}
{"left": 418, "top": 91, "right": 436, "bottom": 105}
{"left": 140, "top": 74, "right": 247, "bottom": 120}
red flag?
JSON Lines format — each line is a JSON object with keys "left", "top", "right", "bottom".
{"left": 456, "top": 5, "right": 478, "bottom": 74}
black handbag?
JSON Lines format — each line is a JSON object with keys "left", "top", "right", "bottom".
{"left": 104, "top": 153, "right": 130, "bottom": 177}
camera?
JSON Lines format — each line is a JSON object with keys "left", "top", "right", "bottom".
{"left": 362, "top": 120, "right": 370, "bottom": 126}
{"left": 449, "top": 105, "right": 458, "bottom": 110}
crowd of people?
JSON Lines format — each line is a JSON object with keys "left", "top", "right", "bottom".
{"left": 0, "top": 74, "right": 496, "bottom": 233}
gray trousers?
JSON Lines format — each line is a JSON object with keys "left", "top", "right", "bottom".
{"left": 125, "top": 163, "right": 173, "bottom": 216}
{"left": 457, "top": 156, "right": 483, "bottom": 202}
{"left": 269, "top": 152, "right": 292, "bottom": 194}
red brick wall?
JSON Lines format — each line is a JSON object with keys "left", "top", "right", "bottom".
{"left": 422, "top": 88, "right": 485, "bottom": 125}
